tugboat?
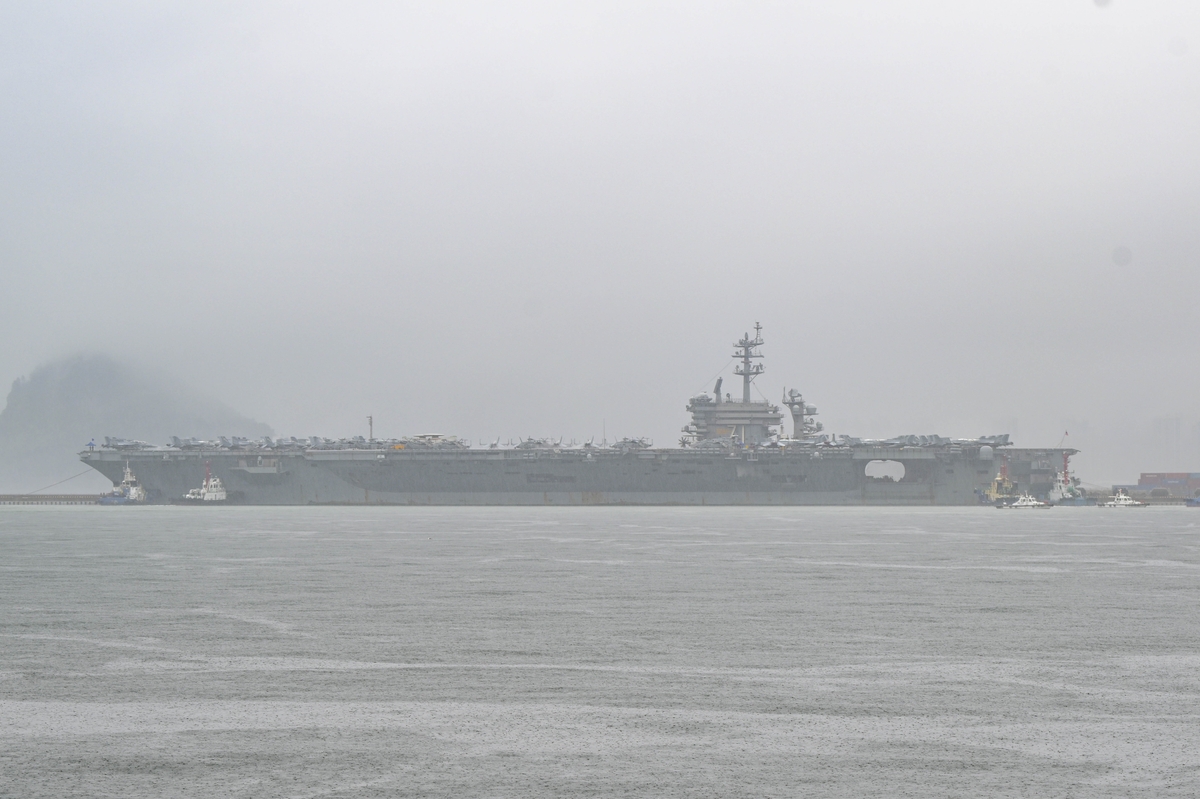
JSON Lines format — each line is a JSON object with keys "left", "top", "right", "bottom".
{"left": 1047, "top": 452, "right": 1094, "bottom": 506}
{"left": 1099, "top": 489, "right": 1147, "bottom": 508}
{"left": 998, "top": 492, "right": 1052, "bottom": 509}
{"left": 173, "top": 462, "right": 228, "bottom": 505}
{"left": 99, "top": 462, "right": 147, "bottom": 505}
{"left": 985, "top": 457, "right": 1019, "bottom": 506}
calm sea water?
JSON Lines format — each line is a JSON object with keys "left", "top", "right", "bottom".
{"left": 2, "top": 506, "right": 1199, "bottom": 797}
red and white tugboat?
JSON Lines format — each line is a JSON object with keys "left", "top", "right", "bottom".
{"left": 1047, "top": 452, "right": 1094, "bottom": 506}
{"left": 173, "top": 461, "right": 228, "bottom": 505}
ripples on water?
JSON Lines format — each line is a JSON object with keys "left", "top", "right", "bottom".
{"left": 2, "top": 507, "right": 1198, "bottom": 797}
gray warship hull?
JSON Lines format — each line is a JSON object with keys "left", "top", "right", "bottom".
{"left": 81, "top": 444, "right": 1074, "bottom": 506}
{"left": 310, "top": 446, "right": 1058, "bottom": 505}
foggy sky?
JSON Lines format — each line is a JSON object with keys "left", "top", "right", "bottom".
{"left": 2, "top": 1, "right": 1198, "bottom": 485}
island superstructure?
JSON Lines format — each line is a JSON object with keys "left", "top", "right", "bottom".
{"left": 80, "top": 326, "right": 1076, "bottom": 505}
{"left": 681, "top": 325, "right": 786, "bottom": 447}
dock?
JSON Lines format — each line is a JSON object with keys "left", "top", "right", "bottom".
{"left": 0, "top": 494, "right": 101, "bottom": 505}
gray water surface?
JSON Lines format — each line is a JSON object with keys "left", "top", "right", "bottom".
{"left": 2, "top": 506, "right": 1199, "bottom": 797}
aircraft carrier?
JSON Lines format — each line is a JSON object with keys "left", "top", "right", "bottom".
{"left": 80, "top": 326, "right": 1076, "bottom": 505}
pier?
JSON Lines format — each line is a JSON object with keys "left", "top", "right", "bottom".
{"left": 0, "top": 494, "right": 100, "bottom": 505}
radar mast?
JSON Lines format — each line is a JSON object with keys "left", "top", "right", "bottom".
{"left": 733, "top": 323, "right": 765, "bottom": 403}
{"left": 681, "top": 323, "right": 783, "bottom": 446}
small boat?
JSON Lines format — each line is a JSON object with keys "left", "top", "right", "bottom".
{"left": 99, "top": 462, "right": 147, "bottom": 505}
{"left": 172, "top": 462, "right": 228, "bottom": 505}
{"left": 1099, "top": 490, "right": 1147, "bottom": 508}
{"left": 998, "top": 492, "right": 1052, "bottom": 509}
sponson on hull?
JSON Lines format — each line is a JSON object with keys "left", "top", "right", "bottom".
{"left": 81, "top": 325, "right": 1078, "bottom": 505}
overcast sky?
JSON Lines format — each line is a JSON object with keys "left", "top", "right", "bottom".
{"left": 2, "top": 1, "right": 1197, "bottom": 484}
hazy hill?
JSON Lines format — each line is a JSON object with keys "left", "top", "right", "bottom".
{"left": 0, "top": 354, "right": 272, "bottom": 493}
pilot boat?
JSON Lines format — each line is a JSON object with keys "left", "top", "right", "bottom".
{"left": 1099, "top": 490, "right": 1147, "bottom": 508}
{"left": 998, "top": 492, "right": 1052, "bottom": 509}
